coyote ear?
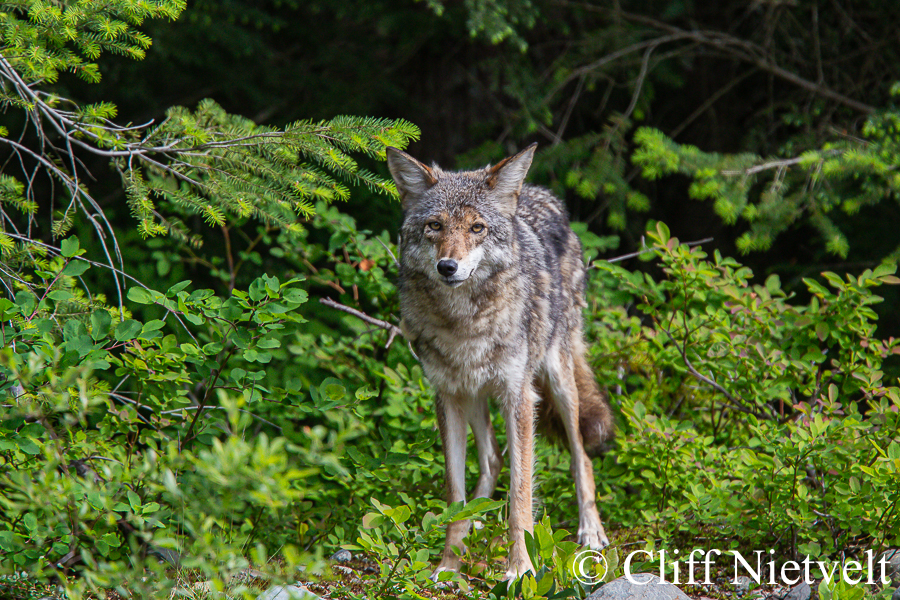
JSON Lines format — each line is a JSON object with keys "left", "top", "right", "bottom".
{"left": 386, "top": 147, "right": 437, "bottom": 209}
{"left": 485, "top": 143, "right": 537, "bottom": 214}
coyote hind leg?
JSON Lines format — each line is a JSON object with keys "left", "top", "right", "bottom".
{"left": 503, "top": 383, "right": 538, "bottom": 581}
{"left": 545, "top": 351, "right": 610, "bottom": 550}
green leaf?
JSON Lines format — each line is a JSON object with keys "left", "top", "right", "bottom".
{"left": 0, "top": 297, "right": 19, "bottom": 319}
{"left": 127, "top": 286, "right": 156, "bottom": 304}
{"left": 115, "top": 319, "right": 142, "bottom": 341}
{"left": 17, "top": 438, "right": 40, "bottom": 455}
{"left": 523, "top": 530, "right": 540, "bottom": 574}
{"left": 655, "top": 221, "right": 670, "bottom": 242}
{"left": 361, "top": 512, "right": 385, "bottom": 529}
{"left": 388, "top": 505, "right": 411, "bottom": 524}
{"left": 249, "top": 278, "right": 267, "bottom": 302}
{"left": 535, "top": 522, "right": 554, "bottom": 558}
{"left": 62, "top": 260, "right": 90, "bottom": 277}
{"left": 167, "top": 280, "right": 192, "bottom": 296}
{"left": 451, "top": 497, "right": 505, "bottom": 521}
{"left": 60, "top": 236, "right": 80, "bottom": 257}
{"left": 888, "top": 442, "right": 900, "bottom": 460}
{"left": 355, "top": 386, "right": 377, "bottom": 400}
{"left": 283, "top": 288, "right": 309, "bottom": 304}
{"left": 127, "top": 490, "right": 141, "bottom": 512}
{"left": 14, "top": 291, "right": 36, "bottom": 315}
{"left": 91, "top": 310, "right": 112, "bottom": 341}
{"left": 141, "top": 319, "right": 165, "bottom": 333}
{"left": 48, "top": 290, "right": 73, "bottom": 302}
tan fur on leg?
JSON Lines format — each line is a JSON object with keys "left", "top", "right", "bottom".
{"left": 503, "top": 384, "right": 537, "bottom": 581}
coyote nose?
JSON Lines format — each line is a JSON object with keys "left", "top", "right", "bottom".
{"left": 437, "top": 259, "right": 458, "bottom": 277}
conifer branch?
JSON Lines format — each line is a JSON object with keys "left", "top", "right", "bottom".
{"left": 720, "top": 150, "right": 844, "bottom": 177}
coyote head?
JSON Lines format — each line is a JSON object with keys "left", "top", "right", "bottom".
{"left": 387, "top": 144, "right": 536, "bottom": 286}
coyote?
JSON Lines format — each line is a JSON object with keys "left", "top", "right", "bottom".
{"left": 386, "top": 143, "right": 614, "bottom": 580}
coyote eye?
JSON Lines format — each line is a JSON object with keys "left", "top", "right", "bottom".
{"left": 427, "top": 221, "right": 442, "bottom": 231}
{"left": 471, "top": 223, "right": 485, "bottom": 233}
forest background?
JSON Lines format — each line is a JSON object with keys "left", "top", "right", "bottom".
{"left": 2, "top": 1, "right": 900, "bottom": 599}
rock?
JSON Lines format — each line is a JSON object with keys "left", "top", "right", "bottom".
{"left": 879, "top": 549, "right": 900, "bottom": 585}
{"left": 256, "top": 584, "right": 321, "bottom": 600}
{"left": 333, "top": 565, "right": 356, "bottom": 578}
{"left": 192, "top": 581, "right": 212, "bottom": 594}
{"left": 733, "top": 575, "right": 751, "bottom": 595}
{"left": 765, "top": 586, "right": 787, "bottom": 599}
{"left": 330, "top": 549, "right": 352, "bottom": 563}
{"left": 232, "top": 568, "right": 269, "bottom": 584}
{"left": 586, "top": 573, "right": 691, "bottom": 600}
{"left": 892, "top": 587, "right": 899, "bottom": 600}
{"left": 783, "top": 582, "right": 811, "bottom": 600}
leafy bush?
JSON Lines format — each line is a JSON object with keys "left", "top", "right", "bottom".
{"left": 2, "top": 3, "right": 900, "bottom": 599}
{"left": 592, "top": 223, "right": 900, "bottom": 561}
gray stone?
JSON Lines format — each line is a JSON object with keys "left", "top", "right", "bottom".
{"left": 765, "top": 586, "right": 787, "bottom": 600}
{"left": 231, "top": 568, "right": 269, "bottom": 584}
{"left": 192, "top": 581, "right": 213, "bottom": 594}
{"left": 586, "top": 573, "right": 691, "bottom": 600}
{"left": 733, "top": 575, "right": 751, "bottom": 594}
{"left": 330, "top": 549, "right": 352, "bottom": 563}
{"left": 783, "top": 582, "right": 811, "bottom": 600}
{"left": 256, "top": 584, "right": 320, "bottom": 600}
{"left": 879, "top": 549, "right": 900, "bottom": 585}
{"left": 892, "top": 587, "right": 899, "bottom": 600}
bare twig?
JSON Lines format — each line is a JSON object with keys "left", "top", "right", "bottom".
{"left": 319, "top": 297, "right": 403, "bottom": 349}
{"left": 599, "top": 237, "right": 714, "bottom": 265}
{"left": 544, "top": 32, "right": 692, "bottom": 106}
{"left": 553, "top": 74, "right": 586, "bottom": 146}
{"left": 160, "top": 405, "right": 282, "bottom": 431}
{"left": 622, "top": 44, "right": 655, "bottom": 123}
{"left": 657, "top": 319, "right": 773, "bottom": 420}
{"left": 670, "top": 69, "right": 757, "bottom": 139}
{"left": 374, "top": 235, "right": 400, "bottom": 269}
{"left": 547, "top": 1, "right": 876, "bottom": 115}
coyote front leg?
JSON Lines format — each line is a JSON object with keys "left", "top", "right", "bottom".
{"left": 433, "top": 393, "right": 468, "bottom": 577}
{"left": 470, "top": 397, "right": 502, "bottom": 500}
{"left": 433, "top": 395, "right": 502, "bottom": 580}
{"left": 504, "top": 384, "right": 537, "bottom": 581}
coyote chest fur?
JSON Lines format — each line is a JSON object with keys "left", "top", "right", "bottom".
{"left": 387, "top": 143, "right": 613, "bottom": 581}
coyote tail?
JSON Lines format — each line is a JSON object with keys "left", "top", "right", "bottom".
{"left": 537, "top": 352, "right": 614, "bottom": 458}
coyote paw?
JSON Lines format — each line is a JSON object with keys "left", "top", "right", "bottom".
{"left": 502, "top": 558, "right": 536, "bottom": 583}
{"left": 430, "top": 564, "right": 458, "bottom": 584}
{"left": 578, "top": 527, "right": 610, "bottom": 550}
